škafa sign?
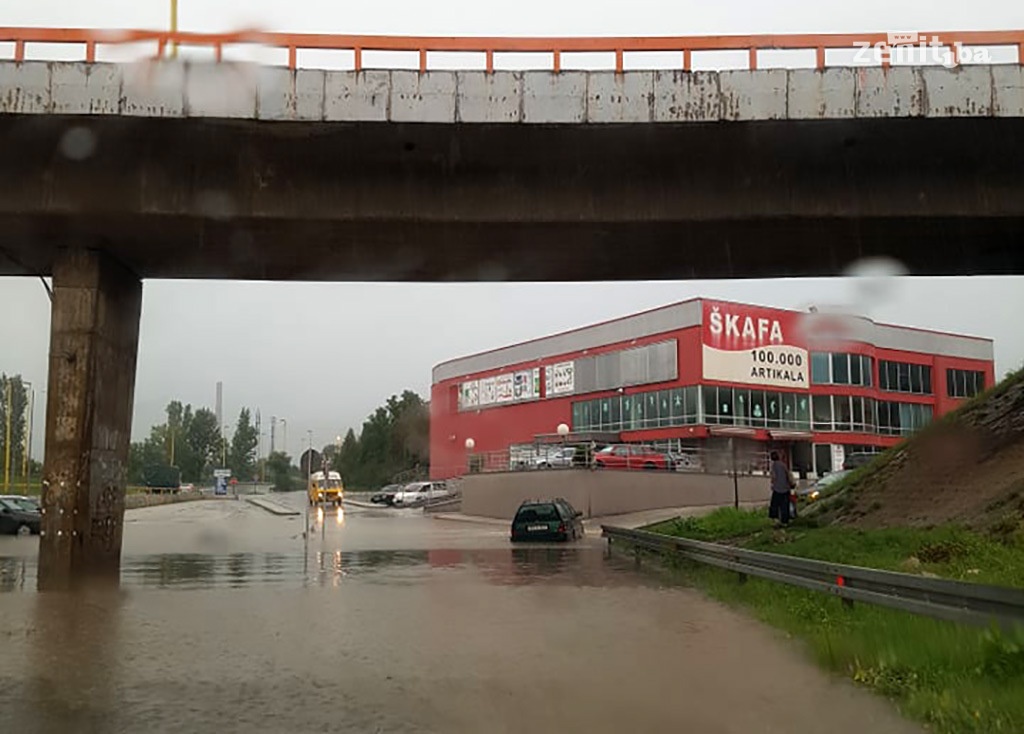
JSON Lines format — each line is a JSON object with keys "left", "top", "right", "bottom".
{"left": 702, "top": 301, "right": 809, "bottom": 389}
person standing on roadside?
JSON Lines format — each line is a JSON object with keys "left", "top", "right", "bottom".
{"left": 768, "top": 451, "right": 795, "bottom": 527}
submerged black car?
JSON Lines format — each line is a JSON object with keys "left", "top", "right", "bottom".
{"left": 0, "top": 497, "right": 41, "bottom": 536}
{"left": 370, "top": 484, "right": 402, "bottom": 506}
{"left": 510, "top": 498, "right": 585, "bottom": 542}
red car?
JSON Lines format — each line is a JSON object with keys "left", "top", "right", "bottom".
{"left": 592, "top": 444, "right": 674, "bottom": 471}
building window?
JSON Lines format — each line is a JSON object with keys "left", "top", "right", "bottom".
{"left": 831, "top": 353, "right": 850, "bottom": 385}
{"left": 811, "top": 353, "right": 831, "bottom": 384}
{"left": 879, "top": 360, "right": 932, "bottom": 395}
{"left": 748, "top": 390, "right": 766, "bottom": 428}
{"left": 657, "top": 391, "right": 670, "bottom": 428}
{"left": 717, "top": 388, "right": 734, "bottom": 425}
{"left": 572, "top": 385, "right": 704, "bottom": 433}
{"left": 766, "top": 392, "right": 781, "bottom": 428}
{"left": 812, "top": 395, "right": 832, "bottom": 431}
{"left": 834, "top": 396, "right": 852, "bottom": 431}
{"left": 811, "top": 353, "right": 872, "bottom": 386}
{"left": 849, "top": 354, "right": 863, "bottom": 385}
{"left": 796, "top": 395, "right": 810, "bottom": 428}
{"left": 684, "top": 386, "right": 699, "bottom": 424}
{"left": 877, "top": 400, "right": 933, "bottom": 436}
{"left": 947, "top": 368, "right": 985, "bottom": 399}
{"left": 781, "top": 392, "right": 797, "bottom": 429}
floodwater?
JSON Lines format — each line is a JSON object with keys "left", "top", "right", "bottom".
{"left": 0, "top": 494, "right": 923, "bottom": 734}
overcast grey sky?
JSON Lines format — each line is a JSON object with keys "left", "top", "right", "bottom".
{"left": 2, "top": 1, "right": 1023, "bottom": 458}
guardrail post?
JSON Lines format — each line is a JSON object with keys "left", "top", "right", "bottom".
{"left": 836, "top": 575, "right": 854, "bottom": 608}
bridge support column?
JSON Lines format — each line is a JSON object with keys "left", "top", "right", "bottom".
{"left": 38, "top": 249, "right": 141, "bottom": 590}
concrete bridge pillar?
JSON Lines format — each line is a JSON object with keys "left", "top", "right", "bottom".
{"left": 38, "top": 249, "right": 141, "bottom": 590}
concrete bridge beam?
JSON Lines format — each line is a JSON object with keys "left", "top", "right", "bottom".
{"left": 38, "top": 249, "right": 141, "bottom": 590}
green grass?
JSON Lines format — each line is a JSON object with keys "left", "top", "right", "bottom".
{"left": 647, "top": 508, "right": 1024, "bottom": 734}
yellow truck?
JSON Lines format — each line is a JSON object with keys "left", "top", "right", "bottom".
{"left": 308, "top": 470, "right": 344, "bottom": 506}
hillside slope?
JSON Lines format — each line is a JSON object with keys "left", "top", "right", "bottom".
{"left": 816, "top": 368, "right": 1024, "bottom": 529}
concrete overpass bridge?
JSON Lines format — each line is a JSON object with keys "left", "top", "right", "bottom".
{"left": 1, "top": 27, "right": 1022, "bottom": 587}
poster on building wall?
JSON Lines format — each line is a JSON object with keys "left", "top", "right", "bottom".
{"left": 533, "top": 368, "right": 541, "bottom": 398}
{"left": 701, "top": 300, "right": 809, "bottom": 389}
{"left": 495, "top": 373, "right": 515, "bottom": 403}
{"left": 478, "top": 377, "right": 497, "bottom": 405}
{"left": 459, "top": 380, "right": 479, "bottom": 410}
{"left": 545, "top": 361, "right": 575, "bottom": 396}
{"left": 831, "top": 444, "right": 845, "bottom": 472}
{"left": 513, "top": 370, "right": 535, "bottom": 400}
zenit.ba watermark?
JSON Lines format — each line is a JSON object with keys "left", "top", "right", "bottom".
{"left": 853, "top": 32, "right": 992, "bottom": 67}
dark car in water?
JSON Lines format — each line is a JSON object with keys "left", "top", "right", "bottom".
{"left": 842, "top": 452, "right": 878, "bottom": 471}
{"left": 0, "top": 497, "right": 41, "bottom": 536}
{"left": 371, "top": 484, "right": 402, "bottom": 506}
{"left": 510, "top": 498, "right": 585, "bottom": 543}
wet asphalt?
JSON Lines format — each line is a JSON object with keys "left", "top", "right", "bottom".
{"left": 0, "top": 493, "right": 923, "bottom": 734}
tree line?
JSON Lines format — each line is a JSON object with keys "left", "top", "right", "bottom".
{"left": 4, "top": 376, "right": 430, "bottom": 492}
{"left": 129, "top": 401, "right": 259, "bottom": 485}
{"left": 0, "top": 374, "right": 38, "bottom": 482}
{"left": 129, "top": 390, "right": 429, "bottom": 491}
{"left": 321, "top": 390, "right": 430, "bottom": 491}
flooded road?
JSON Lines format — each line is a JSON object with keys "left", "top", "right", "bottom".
{"left": 0, "top": 494, "right": 922, "bottom": 733}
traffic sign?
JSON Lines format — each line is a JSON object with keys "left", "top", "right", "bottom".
{"left": 213, "top": 469, "right": 232, "bottom": 478}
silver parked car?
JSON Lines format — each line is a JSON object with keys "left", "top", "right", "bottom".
{"left": 532, "top": 447, "right": 576, "bottom": 469}
{"left": 392, "top": 481, "right": 451, "bottom": 506}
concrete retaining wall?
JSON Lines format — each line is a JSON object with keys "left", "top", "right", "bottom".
{"left": 461, "top": 469, "right": 771, "bottom": 520}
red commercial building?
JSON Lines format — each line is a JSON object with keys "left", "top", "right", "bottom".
{"left": 429, "top": 298, "right": 995, "bottom": 480}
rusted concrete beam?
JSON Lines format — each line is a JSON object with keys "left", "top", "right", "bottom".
{"left": 38, "top": 248, "right": 141, "bottom": 590}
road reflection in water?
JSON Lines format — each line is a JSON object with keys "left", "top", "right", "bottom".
{"left": 26, "top": 588, "right": 124, "bottom": 732}
{"left": 0, "top": 501, "right": 923, "bottom": 734}
{"left": 1, "top": 546, "right": 639, "bottom": 592}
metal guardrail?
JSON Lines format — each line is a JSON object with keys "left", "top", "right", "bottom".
{"left": 602, "top": 525, "right": 1024, "bottom": 630}
{"left": 1, "top": 27, "right": 1022, "bottom": 72}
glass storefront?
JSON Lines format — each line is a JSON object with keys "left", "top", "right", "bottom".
{"left": 572, "top": 385, "right": 932, "bottom": 438}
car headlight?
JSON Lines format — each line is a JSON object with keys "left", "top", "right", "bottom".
{"left": 810, "top": 491, "right": 820, "bottom": 500}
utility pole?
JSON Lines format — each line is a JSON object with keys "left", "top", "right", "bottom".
{"left": 21, "top": 382, "right": 32, "bottom": 490}
{"left": 731, "top": 438, "right": 740, "bottom": 509}
{"left": 307, "top": 430, "right": 313, "bottom": 487}
{"left": 3, "top": 379, "right": 11, "bottom": 492}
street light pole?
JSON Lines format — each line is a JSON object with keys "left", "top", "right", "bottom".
{"left": 169, "top": 0, "right": 179, "bottom": 59}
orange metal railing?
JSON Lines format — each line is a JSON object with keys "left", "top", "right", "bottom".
{"left": 0, "top": 27, "right": 1022, "bottom": 72}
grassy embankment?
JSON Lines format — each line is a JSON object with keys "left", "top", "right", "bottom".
{"left": 647, "top": 508, "right": 1024, "bottom": 734}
